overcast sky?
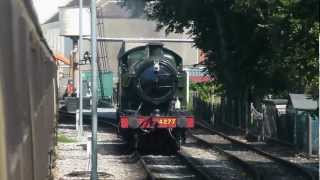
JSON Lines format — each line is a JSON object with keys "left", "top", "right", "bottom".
{"left": 32, "top": 0, "right": 72, "bottom": 24}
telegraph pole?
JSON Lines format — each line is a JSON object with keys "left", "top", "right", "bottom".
{"left": 78, "top": 0, "right": 83, "bottom": 137}
{"left": 90, "top": 0, "right": 98, "bottom": 179}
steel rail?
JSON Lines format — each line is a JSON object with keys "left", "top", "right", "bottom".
{"left": 98, "top": 119, "right": 210, "bottom": 179}
{"left": 95, "top": 118, "right": 216, "bottom": 179}
{"left": 137, "top": 151, "right": 212, "bottom": 180}
{"left": 188, "top": 132, "right": 259, "bottom": 180}
{"left": 196, "top": 121, "right": 314, "bottom": 180}
{"left": 176, "top": 150, "right": 215, "bottom": 180}
{"left": 99, "top": 118, "right": 119, "bottom": 134}
{"left": 96, "top": 121, "right": 155, "bottom": 179}
{"left": 135, "top": 152, "right": 157, "bottom": 180}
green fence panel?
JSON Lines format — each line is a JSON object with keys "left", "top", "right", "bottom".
{"left": 81, "top": 71, "right": 113, "bottom": 98}
{"left": 295, "top": 111, "right": 319, "bottom": 153}
{"left": 311, "top": 116, "right": 319, "bottom": 152}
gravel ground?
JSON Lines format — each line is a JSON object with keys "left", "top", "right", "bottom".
{"left": 191, "top": 128, "right": 309, "bottom": 180}
{"left": 181, "top": 136, "right": 252, "bottom": 180}
{"left": 53, "top": 124, "right": 147, "bottom": 180}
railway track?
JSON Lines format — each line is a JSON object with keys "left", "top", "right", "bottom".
{"left": 66, "top": 115, "right": 313, "bottom": 180}
{"left": 190, "top": 122, "right": 314, "bottom": 180}
{"left": 137, "top": 151, "right": 212, "bottom": 180}
{"left": 136, "top": 133, "right": 256, "bottom": 180}
{"left": 99, "top": 117, "right": 119, "bottom": 129}
{"left": 98, "top": 120, "right": 211, "bottom": 179}
{"left": 181, "top": 135, "right": 255, "bottom": 180}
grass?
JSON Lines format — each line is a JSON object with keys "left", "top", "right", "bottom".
{"left": 57, "top": 133, "right": 76, "bottom": 143}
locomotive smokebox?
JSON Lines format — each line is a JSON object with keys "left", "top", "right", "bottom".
{"left": 123, "top": 43, "right": 178, "bottom": 105}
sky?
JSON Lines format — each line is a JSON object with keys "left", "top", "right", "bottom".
{"left": 32, "top": 0, "right": 72, "bottom": 24}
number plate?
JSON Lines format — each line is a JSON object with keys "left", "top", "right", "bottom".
{"left": 158, "top": 118, "right": 177, "bottom": 126}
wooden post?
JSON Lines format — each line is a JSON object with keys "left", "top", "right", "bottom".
{"left": 237, "top": 97, "right": 241, "bottom": 129}
{"left": 244, "top": 101, "right": 249, "bottom": 135}
{"left": 262, "top": 104, "right": 266, "bottom": 141}
{"left": 221, "top": 97, "right": 225, "bottom": 124}
{"left": 250, "top": 103, "right": 253, "bottom": 128}
{"left": 293, "top": 110, "right": 297, "bottom": 145}
{"left": 307, "top": 113, "right": 312, "bottom": 156}
{"left": 230, "top": 98, "right": 234, "bottom": 127}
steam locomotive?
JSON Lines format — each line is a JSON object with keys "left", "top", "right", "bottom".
{"left": 117, "top": 43, "right": 194, "bottom": 151}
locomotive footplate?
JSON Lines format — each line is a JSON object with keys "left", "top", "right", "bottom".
{"left": 120, "top": 115, "right": 194, "bottom": 129}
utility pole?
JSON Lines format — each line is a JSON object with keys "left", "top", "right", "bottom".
{"left": 90, "top": 0, "right": 98, "bottom": 179}
{"left": 78, "top": 0, "right": 83, "bottom": 137}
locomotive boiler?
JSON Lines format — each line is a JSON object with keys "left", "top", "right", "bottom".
{"left": 117, "top": 43, "right": 194, "bottom": 151}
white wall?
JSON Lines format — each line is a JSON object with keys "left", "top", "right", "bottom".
{"left": 42, "top": 22, "right": 73, "bottom": 57}
{"left": 32, "top": 0, "right": 73, "bottom": 24}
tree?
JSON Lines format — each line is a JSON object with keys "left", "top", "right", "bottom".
{"left": 124, "top": 0, "right": 319, "bottom": 128}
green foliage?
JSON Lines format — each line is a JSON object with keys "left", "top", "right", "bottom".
{"left": 57, "top": 134, "right": 76, "bottom": 143}
{"left": 190, "top": 81, "right": 224, "bottom": 98}
{"left": 190, "top": 82, "right": 214, "bottom": 101}
{"left": 125, "top": 0, "right": 319, "bottom": 100}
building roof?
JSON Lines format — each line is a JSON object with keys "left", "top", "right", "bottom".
{"left": 190, "top": 76, "right": 213, "bottom": 83}
{"left": 54, "top": 53, "right": 71, "bottom": 65}
{"left": 64, "top": 0, "right": 91, "bottom": 7}
{"left": 289, "top": 93, "right": 318, "bottom": 111}
{"left": 97, "top": 2, "right": 137, "bottom": 18}
{"left": 263, "top": 99, "right": 288, "bottom": 105}
{"left": 44, "top": 13, "right": 59, "bottom": 24}
{"left": 43, "top": 0, "right": 138, "bottom": 24}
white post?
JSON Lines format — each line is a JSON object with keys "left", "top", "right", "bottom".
{"left": 86, "top": 136, "right": 92, "bottom": 171}
{"left": 185, "top": 70, "right": 190, "bottom": 105}
{"left": 90, "top": 0, "right": 98, "bottom": 179}
{"left": 79, "top": 0, "right": 84, "bottom": 137}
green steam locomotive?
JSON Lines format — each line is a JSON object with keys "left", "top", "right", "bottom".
{"left": 117, "top": 43, "right": 194, "bottom": 151}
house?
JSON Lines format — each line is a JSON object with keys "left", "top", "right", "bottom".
{"left": 287, "top": 93, "right": 318, "bottom": 155}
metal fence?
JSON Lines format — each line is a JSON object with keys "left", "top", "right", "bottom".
{"left": 288, "top": 111, "right": 319, "bottom": 154}
{"left": 191, "top": 92, "right": 222, "bottom": 128}
{"left": 249, "top": 103, "right": 281, "bottom": 141}
{"left": 249, "top": 102, "right": 318, "bottom": 155}
{"left": 191, "top": 92, "right": 271, "bottom": 135}
{"left": 191, "top": 92, "right": 319, "bottom": 155}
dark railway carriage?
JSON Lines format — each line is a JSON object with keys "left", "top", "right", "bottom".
{"left": 117, "top": 43, "right": 194, "bottom": 150}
